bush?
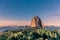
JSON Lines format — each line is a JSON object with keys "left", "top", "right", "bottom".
{"left": 0, "top": 28, "right": 60, "bottom": 40}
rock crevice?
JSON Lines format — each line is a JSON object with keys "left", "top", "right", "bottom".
{"left": 31, "top": 16, "right": 44, "bottom": 28}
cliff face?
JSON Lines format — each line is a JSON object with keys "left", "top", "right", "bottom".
{"left": 31, "top": 16, "right": 44, "bottom": 28}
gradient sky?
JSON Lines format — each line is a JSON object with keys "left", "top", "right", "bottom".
{"left": 0, "top": 0, "right": 60, "bottom": 26}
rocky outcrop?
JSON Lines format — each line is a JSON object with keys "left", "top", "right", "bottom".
{"left": 31, "top": 16, "right": 44, "bottom": 28}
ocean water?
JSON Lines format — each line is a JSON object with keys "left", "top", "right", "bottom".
{"left": 0, "top": 26, "right": 60, "bottom": 32}
{"left": 45, "top": 26, "right": 60, "bottom": 31}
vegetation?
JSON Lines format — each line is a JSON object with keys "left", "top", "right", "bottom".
{"left": 0, "top": 28, "right": 60, "bottom": 40}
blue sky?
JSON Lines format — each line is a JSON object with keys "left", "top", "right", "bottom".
{"left": 0, "top": 0, "right": 60, "bottom": 26}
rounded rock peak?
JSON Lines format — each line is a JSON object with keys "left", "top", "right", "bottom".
{"left": 31, "top": 16, "right": 44, "bottom": 28}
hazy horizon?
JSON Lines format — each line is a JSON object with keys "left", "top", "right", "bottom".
{"left": 0, "top": 0, "right": 60, "bottom": 26}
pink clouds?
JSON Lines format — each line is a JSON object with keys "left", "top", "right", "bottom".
{"left": 43, "top": 16, "right": 60, "bottom": 26}
{"left": 0, "top": 19, "right": 60, "bottom": 26}
{"left": 0, "top": 20, "right": 30, "bottom": 26}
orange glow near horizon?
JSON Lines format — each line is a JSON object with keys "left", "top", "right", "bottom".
{"left": 0, "top": 20, "right": 30, "bottom": 26}
{"left": 43, "top": 18, "right": 60, "bottom": 26}
{"left": 0, "top": 19, "right": 60, "bottom": 27}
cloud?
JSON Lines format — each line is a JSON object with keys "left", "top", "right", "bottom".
{"left": 43, "top": 16, "right": 60, "bottom": 26}
{"left": 0, "top": 20, "right": 30, "bottom": 26}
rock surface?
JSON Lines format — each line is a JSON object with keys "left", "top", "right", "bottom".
{"left": 31, "top": 16, "right": 44, "bottom": 28}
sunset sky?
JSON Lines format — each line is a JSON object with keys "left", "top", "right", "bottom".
{"left": 0, "top": 0, "right": 60, "bottom": 26}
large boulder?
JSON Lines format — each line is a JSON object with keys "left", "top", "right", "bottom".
{"left": 31, "top": 16, "right": 44, "bottom": 28}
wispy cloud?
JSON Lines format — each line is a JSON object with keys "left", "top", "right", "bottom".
{"left": 0, "top": 20, "right": 30, "bottom": 26}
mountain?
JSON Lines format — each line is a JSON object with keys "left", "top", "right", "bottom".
{"left": 31, "top": 16, "right": 44, "bottom": 28}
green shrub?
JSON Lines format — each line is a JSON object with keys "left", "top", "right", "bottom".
{"left": 0, "top": 28, "right": 60, "bottom": 40}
